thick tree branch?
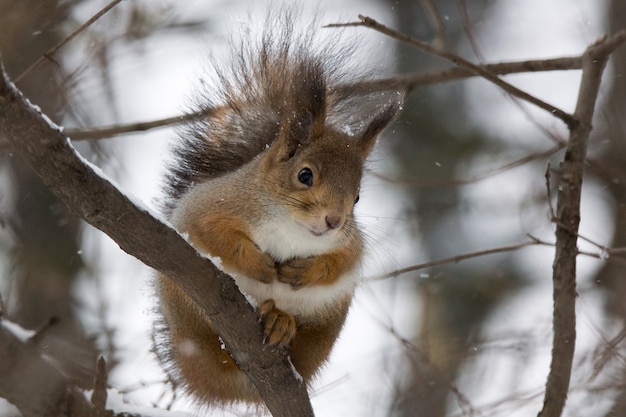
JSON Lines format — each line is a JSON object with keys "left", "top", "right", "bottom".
{"left": 0, "top": 63, "right": 314, "bottom": 417}
{"left": 538, "top": 30, "right": 626, "bottom": 417}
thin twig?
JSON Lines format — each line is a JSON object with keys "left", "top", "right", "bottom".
{"left": 65, "top": 108, "right": 217, "bottom": 140}
{"left": 368, "top": 238, "right": 554, "bottom": 281}
{"left": 14, "top": 0, "right": 124, "bottom": 84}
{"left": 393, "top": 327, "right": 480, "bottom": 416}
{"left": 368, "top": 145, "right": 562, "bottom": 188}
{"left": 459, "top": 0, "right": 486, "bottom": 62}
{"left": 458, "top": 0, "right": 569, "bottom": 149}
{"left": 336, "top": 55, "right": 582, "bottom": 99}
{"left": 372, "top": 235, "right": 626, "bottom": 284}
{"left": 328, "top": 15, "right": 577, "bottom": 128}
{"left": 420, "top": 0, "right": 448, "bottom": 50}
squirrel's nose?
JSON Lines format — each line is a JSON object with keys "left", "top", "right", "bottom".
{"left": 325, "top": 215, "right": 344, "bottom": 230}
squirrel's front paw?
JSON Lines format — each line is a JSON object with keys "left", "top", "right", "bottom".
{"left": 259, "top": 299, "right": 296, "bottom": 346}
{"left": 244, "top": 253, "right": 277, "bottom": 284}
{"left": 277, "top": 257, "right": 326, "bottom": 290}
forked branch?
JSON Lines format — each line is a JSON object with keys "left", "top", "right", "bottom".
{"left": 538, "top": 30, "right": 626, "bottom": 417}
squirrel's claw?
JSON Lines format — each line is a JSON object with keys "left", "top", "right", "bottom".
{"left": 259, "top": 299, "right": 296, "bottom": 347}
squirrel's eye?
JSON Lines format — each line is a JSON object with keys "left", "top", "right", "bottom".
{"left": 298, "top": 168, "right": 314, "bottom": 186}
{"left": 354, "top": 194, "right": 360, "bottom": 205}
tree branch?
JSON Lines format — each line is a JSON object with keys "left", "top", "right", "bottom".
{"left": 13, "top": 0, "right": 125, "bottom": 84}
{"left": 368, "top": 145, "right": 563, "bottom": 188}
{"left": 538, "top": 30, "right": 626, "bottom": 417}
{"left": 328, "top": 15, "right": 578, "bottom": 128}
{"left": 367, "top": 236, "right": 554, "bottom": 281}
{"left": 0, "top": 55, "right": 581, "bottom": 150}
{"left": 0, "top": 63, "right": 314, "bottom": 416}
{"left": 65, "top": 108, "right": 217, "bottom": 140}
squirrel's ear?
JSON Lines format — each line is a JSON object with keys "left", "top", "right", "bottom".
{"left": 304, "top": 63, "right": 327, "bottom": 138}
{"left": 358, "top": 101, "right": 402, "bottom": 156}
{"left": 274, "top": 109, "right": 314, "bottom": 161}
{"left": 273, "top": 63, "right": 327, "bottom": 161}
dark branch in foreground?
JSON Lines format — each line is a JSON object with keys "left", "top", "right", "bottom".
{"left": 0, "top": 63, "right": 313, "bottom": 417}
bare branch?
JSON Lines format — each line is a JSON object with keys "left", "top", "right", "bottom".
{"left": 0, "top": 55, "right": 581, "bottom": 151}
{"left": 0, "top": 63, "right": 314, "bottom": 417}
{"left": 367, "top": 237, "right": 554, "bottom": 281}
{"left": 459, "top": 0, "right": 486, "bottom": 62}
{"left": 419, "top": 0, "right": 448, "bottom": 49}
{"left": 65, "top": 108, "right": 217, "bottom": 140}
{"left": 368, "top": 145, "right": 562, "bottom": 188}
{"left": 14, "top": 0, "right": 125, "bottom": 84}
{"left": 337, "top": 55, "right": 582, "bottom": 97}
{"left": 375, "top": 318, "right": 478, "bottom": 416}
{"left": 329, "top": 15, "right": 577, "bottom": 128}
{"left": 537, "top": 30, "right": 626, "bottom": 417}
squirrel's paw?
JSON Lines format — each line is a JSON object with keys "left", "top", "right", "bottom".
{"left": 277, "top": 257, "right": 327, "bottom": 290}
{"left": 259, "top": 299, "right": 296, "bottom": 347}
{"left": 244, "top": 252, "right": 278, "bottom": 284}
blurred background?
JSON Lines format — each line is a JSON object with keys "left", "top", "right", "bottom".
{"left": 0, "top": 0, "right": 625, "bottom": 416}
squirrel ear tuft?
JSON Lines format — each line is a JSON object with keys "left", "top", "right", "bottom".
{"left": 301, "top": 62, "right": 327, "bottom": 137}
{"left": 274, "top": 108, "right": 314, "bottom": 161}
{"left": 273, "top": 62, "right": 327, "bottom": 161}
{"left": 358, "top": 100, "right": 402, "bottom": 156}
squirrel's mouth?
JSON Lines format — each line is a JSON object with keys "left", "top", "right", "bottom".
{"left": 309, "top": 229, "right": 326, "bottom": 237}
{"left": 301, "top": 223, "right": 328, "bottom": 237}
{"left": 308, "top": 226, "right": 337, "bottom": 237}
{"left": 298, "top": 220, "right": 334, "bottom": 237}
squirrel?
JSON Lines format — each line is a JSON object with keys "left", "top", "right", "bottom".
{"left": 154, "top": 11, "right": 402, "bottom": 407}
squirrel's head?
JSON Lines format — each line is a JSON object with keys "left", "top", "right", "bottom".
{"left": 262, "top": 64, "right": 401, "bottom": 239}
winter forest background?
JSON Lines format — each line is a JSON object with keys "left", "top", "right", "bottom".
{"left": 1, "top": 0, "right": 625, "bottom": 416}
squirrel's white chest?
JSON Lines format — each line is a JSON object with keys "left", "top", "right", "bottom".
{"left": 232, "top": 271, "right": 357, "bottom": 318}
{"left": 251, "top": 215, "right": 339, "bottom": 261}
{"left": 234, "top": 215, "right": 358, "bottom": 317}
